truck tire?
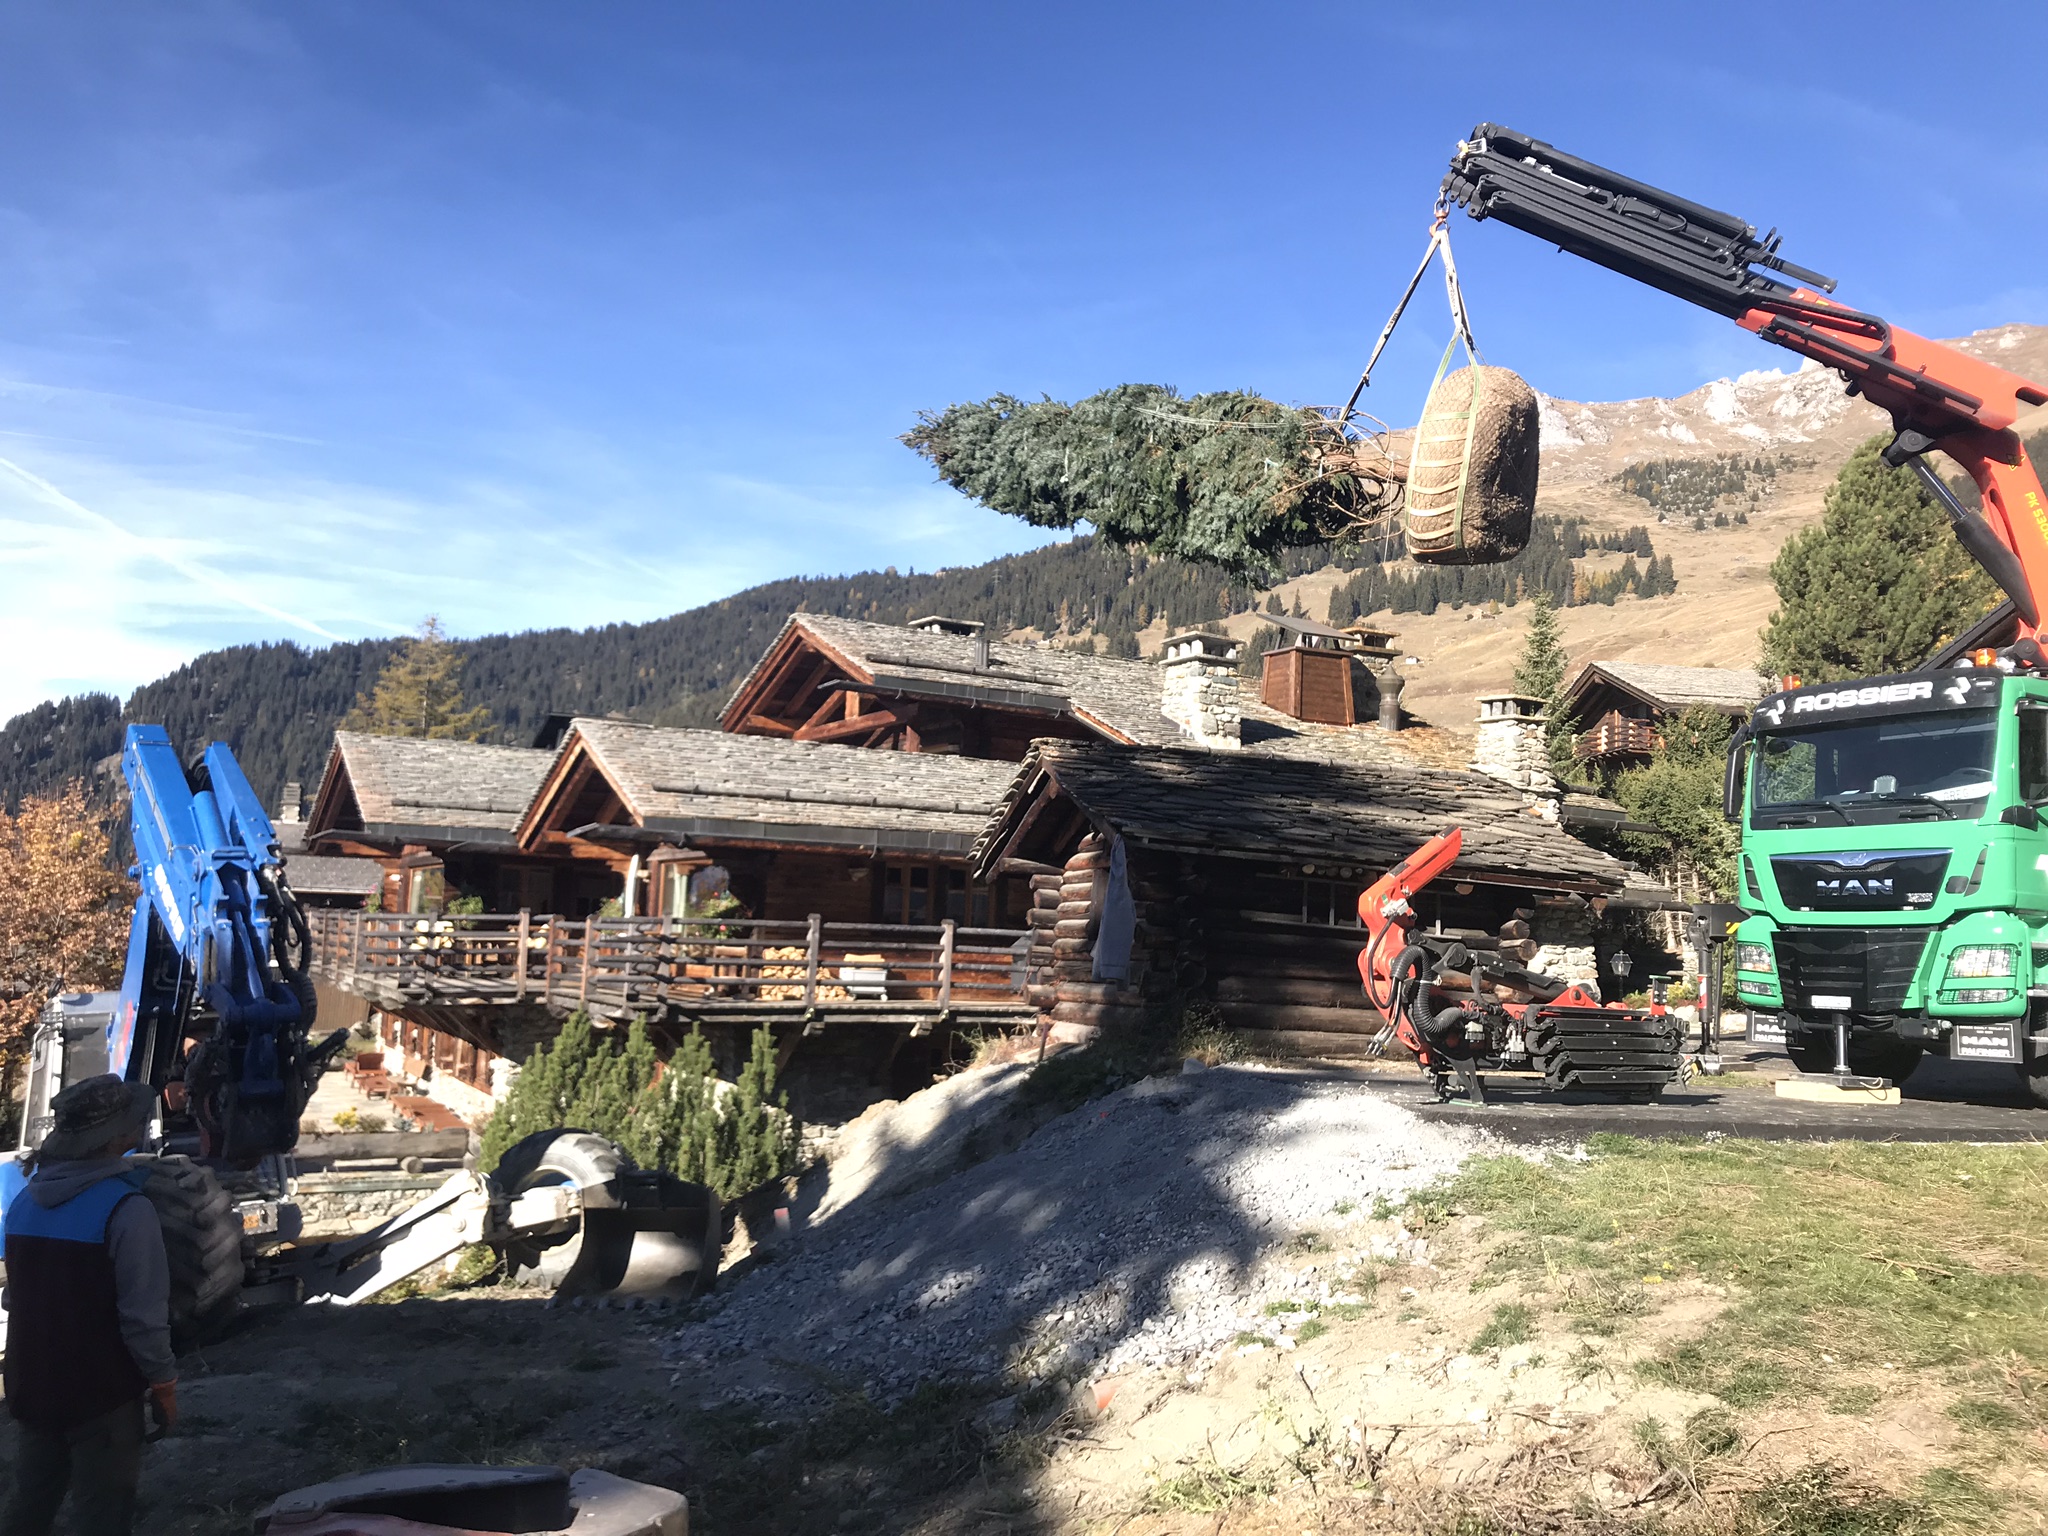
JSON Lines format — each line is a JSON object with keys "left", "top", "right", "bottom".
{"left": 139, "top": 1156, "right": 243, "bottom": 1349}
{"left": 490, "top": 1129, "right": 720, "bottom": 1300}
{"left": 2015, "top": 1044, "right": 2048, "bottom": 1109}
{"left": 1785, "top": 1033, "right": 1923, "bottom": 1082}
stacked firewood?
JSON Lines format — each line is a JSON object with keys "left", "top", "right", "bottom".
{"left": 1420, "top": 914, "right": 1570, "bottom": 1006}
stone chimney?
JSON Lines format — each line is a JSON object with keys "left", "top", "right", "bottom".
{"left": 277, "top": 781, "right": 303, "bottom": 824}
{"left": 1160, "top": 630, "right": 1242, "bottom": 750}
{"left": 910, "top": 614, "right": 990, "bottom": 670}
{"left": 1470, "top": 693, "right": 1559, "bottom": 817}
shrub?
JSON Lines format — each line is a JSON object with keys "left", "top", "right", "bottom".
{"left": 479, "top": 1014, "right": 800, "bottom": 1200}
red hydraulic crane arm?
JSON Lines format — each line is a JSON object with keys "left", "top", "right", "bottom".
{"left": 1443, "top": 125, "right": 2048, "bottom": 634}
{"left": 1735, "top": 296, "right": 2048, "bottom": 629}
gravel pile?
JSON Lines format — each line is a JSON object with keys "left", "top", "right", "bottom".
{"left": 668, "top": 1065, "right": 1495, "bottom": 1404}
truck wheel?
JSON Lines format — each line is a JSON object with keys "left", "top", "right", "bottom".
{"left": 1785, "top": 1034, "right": 1922, "bottom": 1082}
{"left": 1784, "top": 1036, "right": 1836, "bottom": 1074}
{"left": 2015, "top": 1047, "right": 2048, "bottom": 1109}
{"left": 139, "top": 1156, "right": 244, "bottom": 1350}
{"left": 1848, "top": 1036, "right": 1923, "bottom": 1083}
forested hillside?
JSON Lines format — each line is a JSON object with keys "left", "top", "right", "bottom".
{"left": 0, "top": 510, "right": 1688, "bottom": 814}
{"left": 0, "top": 537, "right": 1289, "bottom": 812}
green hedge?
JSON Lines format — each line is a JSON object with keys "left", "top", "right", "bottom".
{"left": 478, "top": 1014, "right": 800, "bottom": 1201}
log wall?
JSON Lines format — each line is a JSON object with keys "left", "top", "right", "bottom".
{"left": 1032, "top": 842, "right": 1611, "bottom": 1060}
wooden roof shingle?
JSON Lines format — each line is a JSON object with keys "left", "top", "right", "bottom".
{"left": 561, "top": 718, "right": 1021, "bottom": 854}
{"left": 1564, "top": 661, "right": 1768, "bottom": 716}
{"left": 318, "top": 732, "right": 555, "bottom": 846}
{"left": 727, "top": 613, "right": 1189, "bottom": 747}
{"left": 974, "top": 739, "right": 1633, "bottom": 894}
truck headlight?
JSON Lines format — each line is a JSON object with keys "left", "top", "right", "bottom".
{"left": 1735, "top": 942, "right": 1773, "bottom": 974}
{"left": 1946, "top": 945, "right": 2018, "bottom": 980}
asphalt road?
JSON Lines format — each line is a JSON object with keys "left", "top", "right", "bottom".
{"left": 1315, "top": 1045, "right": 2048, "bottom": 1144}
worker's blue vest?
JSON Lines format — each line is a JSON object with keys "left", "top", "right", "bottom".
{"left": 3, "top": 1169, "right": 152, "bottom": 1429}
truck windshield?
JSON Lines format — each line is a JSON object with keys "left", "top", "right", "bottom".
{"left": 1754, "top": 709, "right": 1997, "bottom": 812}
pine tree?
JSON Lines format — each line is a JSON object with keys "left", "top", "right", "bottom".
{"left": 1762, "top": 434, "right": 2000, "bottom": 681}
{"left": 712, "top": 1025, "right": 798, "bottom": 1199}
{"left": 1511, "top": 592, "right": 1575, "bottom": 776}
{"left": 341, "top": 617, "right": 493, "bottom": 740}
{"left": 1611, "top": 706, "right": 1739, "bottom": 897}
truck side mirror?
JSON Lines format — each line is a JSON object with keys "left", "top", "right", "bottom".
{"left": 1722, "top": 725, "right": 1752, "bottom": 822}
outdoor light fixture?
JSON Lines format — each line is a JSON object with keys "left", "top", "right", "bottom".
{"left": 1947, "top": 946, "right": 2017, "bottom": 980}
{"left": 1610, "top": 950, "right": 1632, "bottom": 978}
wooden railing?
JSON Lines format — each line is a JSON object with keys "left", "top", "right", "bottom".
{"left": 1574, "top": 712, "right": 1662, "bottom": 762}
{"left": 307, "top": 910, "right": 1034, "bottom": 1016}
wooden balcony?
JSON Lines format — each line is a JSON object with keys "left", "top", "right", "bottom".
{"left": 1573, "top": 713, "right": 1662, "bottom": 763}
{"left": 307, "top": 909, "right": 1037, "bottom": 1029}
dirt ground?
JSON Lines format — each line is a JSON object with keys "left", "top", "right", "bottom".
{"left": 39, "top": 1055, "right": 2044, "bottom": 1536}
{"left": 69, "top": 1186, "right": 1981, "bottom": 1536}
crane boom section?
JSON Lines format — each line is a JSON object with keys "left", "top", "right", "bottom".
{"left": 1444, "top": 125, "right": 2048, "bottom": 634}
{"left": 117, "top": 724, "right": 334, "bottom": 1162}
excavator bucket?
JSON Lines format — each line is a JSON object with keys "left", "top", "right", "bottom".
{"left": 488, "top": 1130, "right": 721, "bottom": 1301}
{"left": 296, "top": 1130, "right": 720, "bottom": 1306}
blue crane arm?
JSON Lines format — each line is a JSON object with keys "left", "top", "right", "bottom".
{"left": 112, "top": 724, "right": 342, "bottom": 1162}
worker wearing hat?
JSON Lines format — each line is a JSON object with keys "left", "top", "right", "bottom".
{"left": 2, "top": 1075, "right": 177, "bottom": 1536}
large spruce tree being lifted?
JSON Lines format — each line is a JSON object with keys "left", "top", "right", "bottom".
{"left": 903, "top": 386, "right": 1401, "bottom": 581}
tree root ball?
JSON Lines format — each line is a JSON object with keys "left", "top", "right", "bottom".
{"left": 1404, "top": 365, "right": 1540, "bottom": 566}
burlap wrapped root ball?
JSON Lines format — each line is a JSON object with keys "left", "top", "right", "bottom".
{"left": 1402, "top": 364, "right": 1540, "bottom": 565}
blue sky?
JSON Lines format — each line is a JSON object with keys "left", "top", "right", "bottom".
{"left": 4, "top": 2, "right": 2047, "bottom": 719}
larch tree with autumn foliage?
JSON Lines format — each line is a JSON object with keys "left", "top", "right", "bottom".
{"left": 0, "top": 782, "right": 134, "bottom": 1128}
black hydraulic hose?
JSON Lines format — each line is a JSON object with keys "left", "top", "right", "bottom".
{"left": 1424, "top": 1006, "right": 1473, "bottom": 1049}
{"left": 1387, "top": 944, "right": 1432, "bottom": 1042}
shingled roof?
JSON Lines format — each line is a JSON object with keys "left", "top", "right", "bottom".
{"left": 527, "top": 718, "right": 1021, "bottom": 855}
{"left": 724, "top": 613, "right": 1188, "bottom": 747}
{"left": 1564, "top": 661, "right": 1769, "bottom": 716}
{"left": 280, "top": 853, "right": 385, "bottom": 900}
{"left": 310, "top": 732, "right": 555, "bottom": 848}
{"left": 974, "top": 739, "right": 1633, "bottom": 894}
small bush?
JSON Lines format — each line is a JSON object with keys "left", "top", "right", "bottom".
{"left": 479, "top": 1014, "right": 800, "bottom": 1200}
{"left": 1469, "top": 1302, "right": 1533, "bottom": 1352}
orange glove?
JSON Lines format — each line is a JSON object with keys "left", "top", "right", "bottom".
{"left": 148, "top": 1381, "right": 178, "bottom": 1433}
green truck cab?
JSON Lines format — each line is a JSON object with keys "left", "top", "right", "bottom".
{"left": 1728, "top": 666, "right": 2048, "bottom": 1101}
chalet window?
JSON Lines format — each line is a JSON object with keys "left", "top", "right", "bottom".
{"left": 883, "top": 865, "right": 931, "bottom": 924}
{"left": 1243, "top": 873, "right": 1362, "bottom": 929}
{"left": 503, "top": 866, "right": 552, "bottom": 914}
{"left": 405, "top": 864, "right": 445, "bottom": 914}
{"left": 882, "top": 862, "right": 988, "bottom": 926}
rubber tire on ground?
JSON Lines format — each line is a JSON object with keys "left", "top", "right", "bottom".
{"left": 492, "top": 1129, "right": 626, "bottom": 1291}
{"left": 2016, "top": 1042, "right": 2048, "bottom": 1109}
{"left": 490, "top": 1129, "right": 720, "bottom": 1300}
{"left": 139, "top": 1156, "right": 243, "bottom": 1350}
{"left": 1785, "top": 1033, "right": 1924, "bottom": 1082}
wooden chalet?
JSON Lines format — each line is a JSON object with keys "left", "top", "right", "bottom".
{"left": 721, "top": 613, "right": 1189, "bottom": 758}
{"left": 974, "top": 739, "right": 1643, "bottom": 1057}
{"left": 1561, "top": 662, "right": 1768, "bottom": 767}
{"left": 304, "top": 718, "right": 1037, "bottom": 1119}
{"left": 305, "top": 732, "right": 575, "bottom": 916}
{"left": 515, "top": 716, "right": 1028, "bottom": 927}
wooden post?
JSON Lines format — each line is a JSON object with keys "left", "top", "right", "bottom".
{"left": 938, "top": 919, "right": 956, "bottom": 1010}
{"left": 803, "top": 913, "right": 822, "bottom": 1007}
{"left": 350, "top": 907, "right": 364, "bottom": 980}
{"left": 579, "top": 921, "right": 593, "bottom": 1009}
{"left": 545, "top": 921, "right": 561, "bottom": 1006}
{"left": 514, "top": 910, "right": 531, "bottom": 1000}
